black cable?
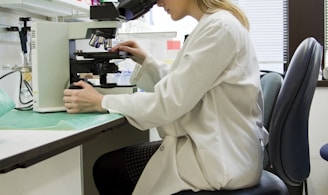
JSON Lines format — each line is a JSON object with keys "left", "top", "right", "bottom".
{"left": 0, "top": 70, "right": 19, "bottom": 80}
{"left": 18, "top": 75, "right": 33, "bottom": 105}
{"left": 0, "top": 69, "right": 33, "bottom": 110}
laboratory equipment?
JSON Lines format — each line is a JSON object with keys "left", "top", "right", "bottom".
{"left": 32, "top": 0, "right": 157, "bottom": 112}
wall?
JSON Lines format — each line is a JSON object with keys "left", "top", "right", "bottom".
{"left": 0, "top": 8, "right": 47, "bottom": 68}
{"left": 0, "top": 8, "right": 48, "bottom": 107}
{"left": 149, "top": 6, "right": 196, "bottom": 42}
{"left": 288, "top": 0, "right": 324, "bottom": 68}
{"left": 308, "top": 88, "right": 328, "bottom": 195}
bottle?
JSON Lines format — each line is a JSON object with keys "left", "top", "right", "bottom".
{"left": 91, "top": 0, "right": 100, "bottom": 5}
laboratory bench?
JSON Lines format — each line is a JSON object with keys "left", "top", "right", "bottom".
{"left": 0, "top": 110, "right": 149, "bottom": 195}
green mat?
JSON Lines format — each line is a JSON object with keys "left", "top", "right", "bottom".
{"left": 0, "top": 89, "right": 15, "bottom": 117}
{"left": 0, "top": 110, "right": 123, "bottom": 130}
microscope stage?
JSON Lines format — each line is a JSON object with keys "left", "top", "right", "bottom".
{"left": 75, "top": 51, "right": 130, "bottom": 60}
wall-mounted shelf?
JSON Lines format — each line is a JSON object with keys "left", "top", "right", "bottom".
{"left": 118, "top": 31, "right": 177, "bottom": 39}
{"left": 0, "top": 0, "right": 90, "bottom": 17}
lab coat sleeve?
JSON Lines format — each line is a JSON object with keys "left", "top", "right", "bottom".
{"left": 129, "top": 55, "right": 170, "bottom": 92}
{"left": 102, "top": 22, "right": 240, "bottom": 130}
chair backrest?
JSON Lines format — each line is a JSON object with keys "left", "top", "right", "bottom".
{"left": 268, "top": 37, "right": 323, "bottom": 186}
{"left": 260, "top": 72, "right": 283, "bottom": 130}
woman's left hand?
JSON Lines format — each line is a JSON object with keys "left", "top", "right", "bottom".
{"left": 63, "top": 80, "right": 107, "bottom": 114}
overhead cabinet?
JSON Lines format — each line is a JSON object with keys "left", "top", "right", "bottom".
{"left": 0, "top": 0, "right": 90, "bottom": 17}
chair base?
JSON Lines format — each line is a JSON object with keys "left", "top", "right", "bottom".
{"left": 174, "top": 171, "right": 288, "bottom": 195}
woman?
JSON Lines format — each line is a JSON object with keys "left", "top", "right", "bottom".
{"left": 63, "top": 0, "right": 267, "bottom": 194}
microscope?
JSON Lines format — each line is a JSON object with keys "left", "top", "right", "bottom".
{"left": 31, "top": 0, "right": 157, "bottom": 112}
{"left": 71, "top": 0, "right": 158, "bottom": 88}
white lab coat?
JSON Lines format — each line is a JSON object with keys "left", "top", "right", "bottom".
{"left": 102, "top": 10, "right": 265, "bottom": 195}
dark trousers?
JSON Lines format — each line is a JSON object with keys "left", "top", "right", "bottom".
{"left": 93, "top": 141, "right": 162, "bottom": 195}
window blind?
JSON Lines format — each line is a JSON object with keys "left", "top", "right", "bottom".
{"left": 232, "top": 0, "right": 288, "bottom": 73}
{"left": 150, "top": 0, "right": 288, "bottom": 72}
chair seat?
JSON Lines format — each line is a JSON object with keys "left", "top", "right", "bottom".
{"left": 175, "top": 171, "right": 288, "bottom": 195}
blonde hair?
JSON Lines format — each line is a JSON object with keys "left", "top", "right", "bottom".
{"left": 196, "top": 0, "right": 250, "bottom": 30}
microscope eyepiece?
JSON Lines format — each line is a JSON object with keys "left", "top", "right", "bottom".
{"left": 89, "top": 0, "right": 158, "bottom": 50}
{"left": 118, "top": 0, "right": 157, "bottom": 20}
{"left": 90, "top": 0, "right": 157, "bottom": 21}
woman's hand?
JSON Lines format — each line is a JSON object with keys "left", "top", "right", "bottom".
{"left": 63, "top": 80, "right": 107, "bottom": 114}
{"left": 110, "top": 40, "right": 147, "bottom": 64}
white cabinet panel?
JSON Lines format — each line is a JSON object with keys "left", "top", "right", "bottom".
{"left": 0, "top": 0, "right": 89, "bottom": 17}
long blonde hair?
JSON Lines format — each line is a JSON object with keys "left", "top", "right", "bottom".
{"left": 196, "top": 0, "right": 249, "bottom": 30}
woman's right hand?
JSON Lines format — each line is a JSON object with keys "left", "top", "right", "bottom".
{"left": 110, "top": 40, "right": 147, "bottom": 65}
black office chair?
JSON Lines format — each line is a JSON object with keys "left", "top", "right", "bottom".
{"left": 268, "top": 37, "right": 322, "bottom": 195}
{"left": 260, "top": 72, "right": 283, "bottom": 168}
{"left": 260, "top": 72, "right": 283, "bottom": 130}
{"left": 175, "top": 37, "right": 323, "bottom": 195}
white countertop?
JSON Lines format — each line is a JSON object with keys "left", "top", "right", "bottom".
{"left": 0, "top": 130, "right": 77, "bottom": 160}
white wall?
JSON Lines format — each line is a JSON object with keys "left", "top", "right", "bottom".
{"left": 308, "top": 88, "right": 328, "bottom": 195}
{"left": 149, "top": 6, "right": 197, "bottom": 42}
{"left": 0, "top": 8, "right": 47, "bottom": 69}
{"left": 0, "top": 10, "right": 26, "bottom": 67}
{"left": 119, "top": 5, "right": 197, "bottom": 43}
{"left": 0, "top": 8, "right": 48, "bottom": 107}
